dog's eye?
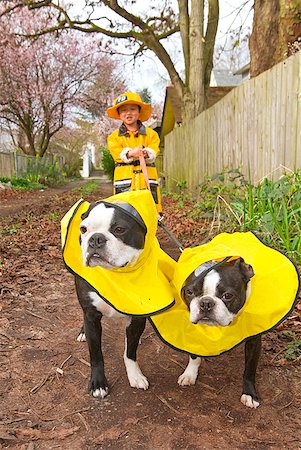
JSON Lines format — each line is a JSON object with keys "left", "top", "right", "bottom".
{"left": 114, "top": 226, "right": 126, "bottom": 234}
{"left": 222, "top": 292, "right": 233, "bottom": 301}
{"left": 185, "top": 288, "right": 194, "bottom": 297}
{"left": 80, "top": 226, "right": 87, "bottom": 234}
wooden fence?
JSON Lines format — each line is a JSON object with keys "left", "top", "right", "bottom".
{"left": 0, "top": 151, "right": 64, "bottom": 178}
{"left": 164, "top": 51, "right": 301, "bottom": 192}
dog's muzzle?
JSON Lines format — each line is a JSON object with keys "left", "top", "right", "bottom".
{"left": 189, "top": 295, "right": 217, "bottom": 325}
{"left": 198, "top": 296, "right": 215, "bottom": 313}
{"left": 89, "top": 233, "right": 107, "bottom": 249}
{"left": 85, "top": 233, "right": 110, "bottom": 267}
{"left": 190, "top": 295, "right": 235, "bottom": 327}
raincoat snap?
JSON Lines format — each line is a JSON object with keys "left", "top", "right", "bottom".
{"left": 150, "top": 232, "right": 300, "bottom": 357}
{"left": 61, "top": 190, "right": 175, "bottom": 316}
{"left": 108, "top": 124, "right": 162, "bottom": 213}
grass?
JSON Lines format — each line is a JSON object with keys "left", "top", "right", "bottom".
{"left": 172, "top": 168, "right": 301, "bottom": 264}
{"left": 283, "top": 340, "right": 301, "bottom": 361}
{"left": 0, "top": 225, "right": 20, "bottom": 235}
{"left": 74, "top": 180, "right": 102, "bottom": 196}
{"left": 233, "top": 171, "right": 301, "bottom": 262}
{"left": 0, "top": 176, "right": 45, "bottom": 190}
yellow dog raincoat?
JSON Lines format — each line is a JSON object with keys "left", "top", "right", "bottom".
{"left": 61, "top": 190, "right": 175, "bottom": 316}
{"left": 150, "top": 232, "right": 300, "bottom": 356}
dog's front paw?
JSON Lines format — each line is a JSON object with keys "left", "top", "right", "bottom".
{"left": 129, "top": 371, "right": 149, "bottom": 390}
{"left": 240, "top": 394, "right": 260, "bottom": 409}
{"left": 178, "top": 357, "right": 200, "bottom": 386}
{"left": 178, "top": 371, "right": 197, "bottom": 386}
{"left": 124, "top": 358, "right": 149, "bottom": 390}
{"left": 91, "top": 386, "right": 109, "bottom": 398}
{"left": 89, "top": 371, "right": 109, "bottom": 398}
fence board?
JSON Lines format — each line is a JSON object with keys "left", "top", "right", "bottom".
{"left": 0, "top": 152, "right": 15, "bottom": 178}
{"left": 165, "top": 52, "right": 301, "bottom": 192}
{"left": 0, "top": 151, "right": 65, "bottom": 179}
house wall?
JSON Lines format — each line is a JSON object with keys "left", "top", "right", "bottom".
{"left": 164, "top": 51, "right": 301, "bottom": 192}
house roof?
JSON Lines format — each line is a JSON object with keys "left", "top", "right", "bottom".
{"left": 211, "top": 69, "right": 242, "bottom": 86}
{"left": 160, "top": 86, "right": 182, "bottom": 140}
{"left": 234, "top": 63, "right": 251, "bottom": 76}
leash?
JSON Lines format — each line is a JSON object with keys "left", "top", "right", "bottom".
{"left": 137, "top": 151, "right": 235, "bottom": 260}
{"left": 138, "top": 146, "right": 185, "bottom": 252}
{"left": 158, "top": 219, "right": 185, "bottom": 252}
{"left": 138, "top": 147, "right": 150, "bottom": 191}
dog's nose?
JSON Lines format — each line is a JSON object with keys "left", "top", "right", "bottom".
{"left": 199, "top": 297, "right": 215, "bottom": 312}
{"left": 89, "top": 233, "right": 107, "bottom": 248}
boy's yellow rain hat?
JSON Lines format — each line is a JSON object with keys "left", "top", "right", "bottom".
{"left": 107, "top": 92, "right": 152, "bottom": 121}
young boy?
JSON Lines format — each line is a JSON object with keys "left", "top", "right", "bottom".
{"left": 106, "top": 91, "right": 162, "bottom": 213}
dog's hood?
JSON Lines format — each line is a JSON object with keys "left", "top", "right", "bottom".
{"left": 61, "top": 190, "right": 176, "bottom": 316}
{"left": 150, "top": 232, "right": 300, "bottom": 356}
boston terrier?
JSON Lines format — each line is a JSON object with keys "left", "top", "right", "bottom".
{"left": 178, "top": 257, "right": 261, "bottom": 409}
{"left": 75, "top": 201, "right": 148, "bottom": 398}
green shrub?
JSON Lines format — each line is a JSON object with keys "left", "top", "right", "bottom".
{"left": 179, "top": 168, "right": 301, "bottom": 264}
{"left": 0, "top": 176, "right": 45, "bottom": 190}
{"left": 21, "top": 155, "right": 65, "bottom": 186}
{"left": 101, "top": 147, "right": 114, "bottom": 182}
{"left": 232, "top": 171, "right": 301, "bottom": 262}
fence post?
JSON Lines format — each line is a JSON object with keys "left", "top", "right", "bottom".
{"left": 14, "top": 152, "right": 18, "bottom": 178}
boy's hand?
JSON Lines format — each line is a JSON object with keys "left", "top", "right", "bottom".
{"left": 127, "top": 146, "right": 145, "bottom": 158}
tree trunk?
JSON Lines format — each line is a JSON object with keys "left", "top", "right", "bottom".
{"left": 250, "top": 0, "right": 301, "bottom": 78}
{"left": 278, "top": 0, "right": 301, "bottom": 59}
{"left": 180, "top": 0, "right": 219, "bottom": 123}
{"left": 17, "top": 129, "right": 36, "bottom": 156}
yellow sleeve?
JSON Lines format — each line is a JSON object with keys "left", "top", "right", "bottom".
{"left": 145, "top": 128, "right": 160, "bottom": 156}
{"left": 107, "top": 130, "right": 126, "bottom": 163}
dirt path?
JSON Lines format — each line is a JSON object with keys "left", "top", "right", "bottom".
{"left": 0, "top": 180, "right": 88, "bottom": 218}
{"left": 0, "top": 180, "right": 300, "bottom": 449}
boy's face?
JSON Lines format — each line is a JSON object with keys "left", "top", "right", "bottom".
{"left": 118, "top": 104, "right": 140, "bottom": 126}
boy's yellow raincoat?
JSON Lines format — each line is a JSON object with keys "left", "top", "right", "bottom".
{"left": 61, "top": 190, "right": 175, "bottom": 316}
{"left": 108, "top": 125, "right": 162, "bottom": 213}
{"left": 150, "top": 232, "right": 300, "bottom": 356}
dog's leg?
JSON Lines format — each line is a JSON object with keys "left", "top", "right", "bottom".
{"left": 178, "top": 355, "right": 201, "bottom": 386}
{"left": 124, "top": 317, "right": 149, "bottom": 390}
{"left": 84, "top": 310, "right": 109, "bottom": 398}
{"left": 241, "top": 335, "right": 261, "bottom": 408}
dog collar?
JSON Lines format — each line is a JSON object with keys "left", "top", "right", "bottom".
{"left": 150, "top": 232, "right": 300, "bottom": 357}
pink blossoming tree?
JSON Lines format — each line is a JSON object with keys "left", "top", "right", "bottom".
{"left": 0, "top": 5, "right": 122, "bottom": 157}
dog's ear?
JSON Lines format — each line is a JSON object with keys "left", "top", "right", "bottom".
{"left": 234, "top": 257, "right": 254, "bottom": 282}
{"left": 81, "top": 203, "right": 96, "bottom": 220}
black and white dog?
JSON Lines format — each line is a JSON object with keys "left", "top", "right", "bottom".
{"left": 74, "top": 202, "right": 260, "bottom": 408}
{"left": 178, "top": 258, "right": 261, "bottom": 409}
{"left": 75, "top": 201, "right": 149, "bottom": 398}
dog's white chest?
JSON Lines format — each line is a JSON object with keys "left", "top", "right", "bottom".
{"left": 89, "top": 292, "right": 125, "bottom": 318}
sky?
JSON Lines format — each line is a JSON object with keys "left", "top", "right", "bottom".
{"left": 70, "top": 1, "right": 254, "bottom": 103}
{"left": 127, "top": 1, "right": 253, "bottom": 102}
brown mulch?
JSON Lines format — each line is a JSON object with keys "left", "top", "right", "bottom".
{"left": 0, "top": 180, "right": 300, "bottom": 449}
